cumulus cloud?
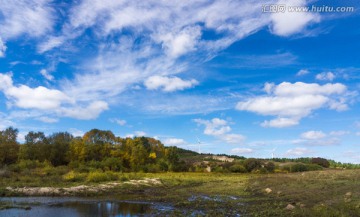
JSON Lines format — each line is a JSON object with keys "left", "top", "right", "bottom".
{"left": 144, "top": 76, "right": 198, "bottom": 92}
{"left": 316, "top": 72, "right": 335, "bottom": 81}
{"left": 0, "top": 73, "right": 108, "bottom": 120}
{"left": 194, "top": 118, "right": 245, "bottom": 144}
{"left": 0, "top": 73, "right": 71, "bottom": 110}
{"left": 236, "top": 82, "right": 349, "bottom": 127}
{"left": 156, "top": 26, "right": 202, "bottom": 58}
{"left": 270, "top": 0, "right": 320, "bottom": 36}
{"left": 301, "top": 131, "right": 326, "bottom": 140}
{"left": 163, "top": 138, "right": 187, "bottom": 146}
{"left": 231, "top": 148, "right": 253, "bottom": 154}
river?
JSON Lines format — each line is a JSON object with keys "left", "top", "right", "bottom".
{"left": 0, "top": 197, "right": 171, "bottom": 217}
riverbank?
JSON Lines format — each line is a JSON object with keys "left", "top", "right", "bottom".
{"left": 1, "top": 170, "right": 360, "bottom": 216}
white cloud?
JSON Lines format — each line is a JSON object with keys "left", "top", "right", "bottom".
{"left": 125, "top": 131, "right": 147, "bottom": 138}
{"left": 222, "top": 134, "right": 246, "bottom": 144}
{"left": 236, "top": 82, "right": 349, "bottom": 127}
{"left": 60, "top": 101, "right": 108, "bottom": 120}
{"left": 37, "top": 116, "right": 58, "bottom": 123}
{"left": 37, "top": 36, "right": 65, "bottom": 53}
{"left": 135, "top": 131, "right": 146, "bottom": 137}
{"left": 0, "top": 0, "right": 326, "bottom": 122}
{"left": 296, "top": 69, "right": 309, "bottom": 76}
{"left": 163, "top": 138, "right": 187, "bottom": 146}
{"left": 356, "top": 132, "right": 360, "bottom": 136}
{"left": 0, "top": 37, "right": 6, "bottom": 57}
{"left": 156, "top": 26, "right": 202, "bottom": 58}
{"left": 286, "top": 147, "right": 313, "bottom": 156}
{"left": 261, "top": 117, "right": 299, "bottom": 128}
{"left": 40, "top": 69, "right": 54, "bottom": 81}
{"left": 0, "top": 73, "right": 109, "bottom": 120}
{"left": 0, "top": 1, "right": 54, "bottom": 40}
{"left": 329, "top": 131, "right": 350, "bottom": 136}
{"left": 68, "top": 128, "right": 84, "bottom": 137}
{"left": 110, "top": 118, "right": 127, "bottom": 126}
{"left": 194, "top": 118, "right": 245, "bottom": 144}
{"left": 0, "top": 73, "right": 71, "bottom": 110}
{"left": 194, "top": 118, "right": 231, "bottom": 136}
{"left": 270, "top": 0, "right": 320, "bottom": 36}
{"left": 231, "top": 148, "right": 253, "bottom": 154}
{"left": 301, "top": 131, "right": 326, "bottom": 140}
{"left": 316, "top": 72, "right": 335, "bottom": 81}
{"left": 144, "top": 76, "right": 198, "bottom": 92}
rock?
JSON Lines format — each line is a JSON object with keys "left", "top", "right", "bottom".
{"left": 285, "top": 204, "right": 295, "bottom": 210}
{"left": 265, "top": 188, "right": 272, "bottom": 194}
{"left": 345, "top": 192, "right": 352, "bottom": 197}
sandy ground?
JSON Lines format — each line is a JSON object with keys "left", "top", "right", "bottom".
{"left": 5, "top": 178, "right": 162, "bottom": 196}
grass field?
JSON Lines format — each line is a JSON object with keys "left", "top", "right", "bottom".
{"left": 1, "top": 169, "right": 359, "bottom": 216}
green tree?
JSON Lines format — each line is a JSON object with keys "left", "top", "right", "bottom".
{"left": 48, "top": 132, "right": 73, "bottom": 166}
{"left": 19, "top": 131, "right": 49, "bottom": 162}
{"left": 68, "top": 137, "right": 86, "bottom": 162}
{"left": 243, "top": 158, "right": 262, "bottom": 172}
{"left": 0, "top": 127, "right": 19, "bottom": 165}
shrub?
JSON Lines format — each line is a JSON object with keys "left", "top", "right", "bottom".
{"left": 264, "top": 162, "right": 275, "bottom": 173}
{"left": 311, "top": 157, "right": 330, "bottom": 168}
{"left": 244, "top": 158, "right": 262, "bottom": 172}
{"left": 306, "top": 163, "right": 323, "bottom": 171}
{"left": 229, "top": 164, "right": 247, "bottom": 173}
{"left": 290, "top": 163, "right": 308, "bottom": 172}
{"left": 86, "top": 171, "right": 118, "bottom": 183}
{"left": 101, "top": 157, "right": 122, "bottom": 171}
{"left": 145, "top": 164, "right": 161, "bottom": 173}
{"left": 63, "top": 171, "right": 86, "bottom": 182}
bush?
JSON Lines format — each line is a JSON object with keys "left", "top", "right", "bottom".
{"left": 145, "top": 164, "right": 161, "bottom": 173}
{"left": 244, "top": 158, "right": 262, "bottom": 172}
{"left": 311, "top": 157, "right": 330, "bottom": 168}
{"left": 86, "top": 171, "right": 118, "bottom": 183}
{"left": 229, "top": 164, "right": 247, "bottom": 173}
{"left": 264, "top": 162, "right": 275, "bottom": 173}
{"left": 101, "top": 157, "right": 122, "bottom": 171}
{"left": 306, "top": 163, "right": 323, "bottom": 171}
{"left": 290, "top": 163, "right": 308, "bottom": 172}
{"left": 63, "top": 171, "right": 86, "bottom": 182}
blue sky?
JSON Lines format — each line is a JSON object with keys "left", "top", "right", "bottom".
{"left": 0, "top": 0, "right": 359, "bottom": 163}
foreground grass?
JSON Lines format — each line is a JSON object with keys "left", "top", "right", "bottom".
{"left": 1, "top": 169, "right": 359, "bottom": 216}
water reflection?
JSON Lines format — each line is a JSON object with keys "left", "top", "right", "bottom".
{"left": 0, "top": 198, "right": 152, "bottom": 217}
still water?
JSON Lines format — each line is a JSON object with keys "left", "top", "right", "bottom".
{"left": 0, "top": 197, "right": 162, "bottom": 217}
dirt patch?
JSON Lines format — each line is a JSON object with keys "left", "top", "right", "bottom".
{"left": 5, "top": 178, "right": 162, "bottom": 196}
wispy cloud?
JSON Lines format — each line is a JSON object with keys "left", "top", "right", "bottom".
{"left": 285, "top": 147, "right": 313, "bottom": 156}
{"left": 144, "top": 76, "right": 198, "bottom": 92}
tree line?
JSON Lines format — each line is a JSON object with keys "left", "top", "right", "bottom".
{"left": 0, "top": 127, "right": 185, "bottom": 172}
